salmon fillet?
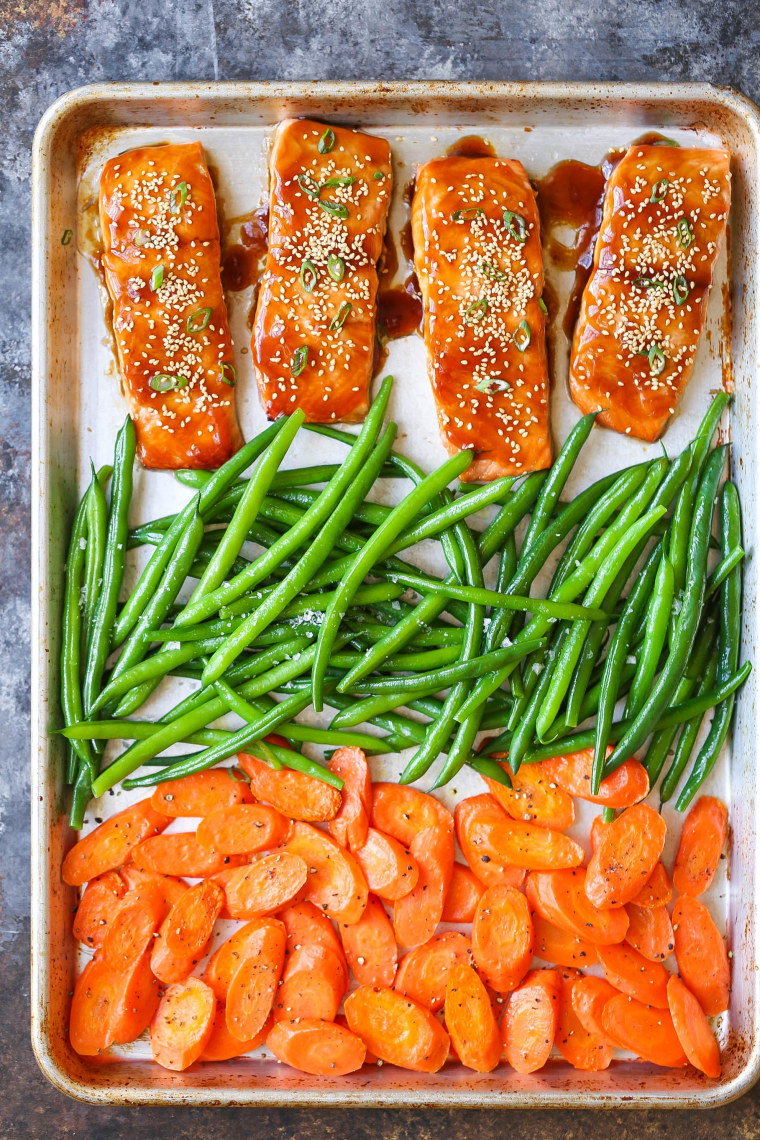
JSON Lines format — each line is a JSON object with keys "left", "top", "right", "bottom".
{"left": 99, "top": 141, "right": 243, "bottom": 469}
{"left": 252, "top": 118, "right": 392, "bottom": 423}
{"left": 411, "top": 156, "right": 551, "bottom": 482}
{"left": 569, "top": 144, "right": 731, "bottom": 441}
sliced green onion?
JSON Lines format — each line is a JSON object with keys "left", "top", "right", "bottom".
{"left": 652, "top": 136, "right": 679, "bottom": 147}
{"left": 329, "top": 301, "right": 352, "bottom": 332}
{"left": 149, "top": 373, "right": 189, "bottom": 393}
{"left": 480, "top": 260, "right": 506, "bottom": 281}
{"left": 512, "top": 319, "right": 531, "bottom": 352}
{"left": 220, "top": 362, "right": 237, "bottom": 387}
{"left": 300, "top": 259, "right": 318, "bottom": 293}
{"left": 229, "top": 764, "right": 251, "bottom": 784}
{"left": 297, "top": 173, "right": 321, "bottom": 199}
{"left": 453, "top": 207, "right": 484, "bottom": 222}
{"left": 676, "top": 216, "right": 693, "bottom": 249}
{"left": 150, "top": 264, "right": 164, "bottom": 291}
{"left": 650, "top": 178, "right": 669, "bottom": 203}
{"left": 319, "top": 200, "right": 349, "bottom": 219}
{"left": 187, "top": 307, "right": 211, "bottom": 333}
{"left": 318, "top": 128, "right": 336, "bottom": 154}
{"left": 538, "top": 297, "right": 548, "bottom": 315}
{"left": 61, "top": 229, "right": 73, "bottom": 246}
{"left": 169, "top": 181, "right": 188, "bottom": 213}
{"left": 633, "top": 276, "right": 664, "bottom": 289}
{"left": 503, "top": 210, "right": 527, "bottom": 243}
{"left": 475, "top": 376, "right": 510, "bottom": 394}
{"left": 373, "top": 171, "right": 385, "bottom": 180}
{"left": 133, "top": 228, "right": 151, "bottom": 248}
{"left": 292, "top": 346, "right": 309, "bottom": 376}
{"left": 673, "top": 274, "right": 689, "bottom": 304}
{"left": 321, "top": 176, "right": 357, "bottom": 188}
{"left": 465, "top": 298, "right": 489, "bottom": 324}
{"left": 648, "top": 343, "right": 666, "bottom": 375}
{"left": 327, "top": 254, "right": 345, "bottom": 282}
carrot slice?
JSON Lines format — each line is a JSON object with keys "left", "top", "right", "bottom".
{"left": 531, "top": 912, "right": 598, "bottom": 969}
{"left": 62, "top": 798, "right": 170, "bottom": 886}
{"left": 119, "top": 864, "right": 189, "bottom": 909}
{"left": 200, "top": 1006, "right": 271, "bottom": 1061}
{"left": 589, "top": 814, "right": 611, "bottom": 853}
{"left": 555, "top": 967, "right": 612, "bottom": 1071}
{"left": 472, "top": 884, "right": 533, "bottom": 992}
{"left": 444, "top": 961, "right": 501, "bottom": 1072}
{"left": 371, "top": 782, "right": 453, "bottom": 846}
{"left": 238, "top": 751, "right": 341, "bottom": 821}
{"left": 667, "top": 974, "right": 721, "bottom": 1079}
{"left": 344, "top": 985, "right": 450, "bottom": 1072}
{"left": 150, "top": 879, "right": 224, "bottom": 985}
{"left": 455, "top": 793, "right": 583, "bottom": 872}
{"left": 196, "top": 803, "right": 290, "bottom": 855}
{"left": 69, "top": 957, "right": 122, "bottom": 1055}
{"left": 629, "top": 861, "right": 673, "bottom": 909}
{"left": 99, "top": 881, "right": 167, "bottom": 970}
{"left": 602, "top": 992, "right": 687, "bottom": 1068}
{"left": 226, "top": 919, "right": 287, "bottom": 1041}
{"left": 286, "top": 821, "right": 368, "bottom": 924}
{"left": 486, "top": 756, "right": 575, "bottom": 831}
{"left": 353, "top": 827, "right": 419, "bottom": 901}
{"left": 279, "top": 899, "right": 345, "bottom": 958}
{"left": 132, "top": 832, "right": 246, "bottom": 878}
{"left": 625, "top": 903, "right": 674, "bottom": 962}
{"left": 672, "top": 796, "right": 729, "bottom": 898}
{"left": 442, "top": 863, "right": 485, "bottom": 923}
{"left": 327, "top": 746, "right": 372, "bottom": 851}
{"left": 454, "top": 796, "right": 527, "bottom": 889}
{"left": 570, "top": 975, "right": 620, "bottom": 1042}
{"left": 672, "top": 896, "right": 730, "bottom": 1016}
{"left": 393, "top": 824, "right": 454, "bottom": 949}
{"left": 202, "top": 918, "right": 287, "bottom": 1001}
{"left": 585, "top": 803, "right": 667, "bottom": 908}
{"left": 394, "top": 931, "right": 473, "bottom": 1012}
{"left": 151, "top": 976, "right": 217, "bottom": 1070}
{"left": 219, "top": 852, "right": 308, "bottom": 920}
{"left": 150, "top": 768, "right": 253, "bottom": 817}
{"left": 109, "top": 946, "right": 162, "bottom": 1046}
{"left": 502, "top": 967, "right": 561, "bottom": 1074}
{"left": 275, "top": 905, "right": 348, "bottom": 1023}
{"left": 340, "top": 893, "right": 398, "bottom": 987}
{"left": 541, "top": 748, "right": 650, "bottom": 807}
{"left": 267, "top": 1017, "right": 366, "bottom": 1076}
{"left": 526, "top": 869, "right": 630, "bottom": 946}
{"left": 73, "top": 871, "right": 127, "bottom": 949}
{"left": 596, "top": 942, "right": 670, "bottom": 1008}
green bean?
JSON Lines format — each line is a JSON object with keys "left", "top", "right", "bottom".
{"left": 522, "top": 411, "right": 599, "bottom": 555}
{"left": 705, "top": 545, "right": 744, "bottom": 600}
{"left": 660, "top": 646, "right": 720, "bottom": 803}
{"left": 218, "top": 579, "right": 404, "bottom": 623}
{"left": 382, "top": 476, "right": 515, "bottom": 554}
{"left": 81, "top": 463, "right": 109, "bottom": 649}
{"left": 477, "top": 472, "right": 547, "bottom": 562}
{"left": 82, "top": 417, "right": 136, "bottom": 718}
{"left": 466, "top": 755, "right": 513, "bottom": 786}
{"left": 271, "top": 486, "right": 393, "bottom": 530}
{"left": 93, "top": 637, "right": 229, "bottom": 711}
{"left": 509, "top": 624, "right": 572, "bottom": 772}
{"left": 177, "top": 462, "right": 401, "bottom": 492}
{"left": 61, "top": 478, "right": 96, "bottom": 779}
{"left": 624, "top": 552, "right": 675, "bottom": 720}
{"left": 346, "top": 620, "right": 465, "bottom": 648}
{"left": 64, "top": 720, "right": 224, "bottom": 746}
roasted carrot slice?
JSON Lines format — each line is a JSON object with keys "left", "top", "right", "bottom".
{"left": 502, "top": 967, "right": 561, "bottom": 1074}
{"left": 62, "top": 798, "right": 170, "bottom": 886}
{"left": 541, "top": 749, "right": 650, "bottom": 808}
{"left": 472, "top": 885, "right": 533, "bottom": 993}
{"left": 238, "top": 752, "right": 341, "bottom": 822}
{"left": 73, "top": 871, "right": 127, "bottom": 949}
{"left": 532, "top": 912, "right": 598, "bottom": 969}
{"left": 226, "top": 919, "right": 287, "bottom": 1041}
{"left": 629, "top": 861, "right": 673, "bottom": 909}
{"left": 150, "top": 879, "right": 224, "bottom": 985}
{"left": 667, "top": 975, "right": 721, "bottom": 1079}
{"left": 597, "top": 942, "right": 670, "bottom": 1008}
{"left": 625, "top": 903, "right": 674, "bottom": 962}
{"left": 585, "top": 803, "right": 666, "bottom": 909}
{"left": 219, "top": 853, "right": 308, "bottom": 920}
{"left": 99, "top": 881, "right": 167, "bottom": 970}
{"left": 455, "top": 793, "right": 583, "bottom": 873}
{"left": 327, "top": 746, "right": 372, "bottom": 851}
{"left": 69, "top": 957, "right": 122, "bottom": 1055}
{"left": 353, "top": 827, "right": 419, "bottom": 901}
{"left": 279, "top": 899, "right": 345, "bottom": 958}
{"left": 444, "top": 961, "right": 501, "bottom": 1072}
{"left": 344, "top": 985, "right": 450, "bottom": 1072}
{"left": 672, "top": 896, "right": 730, "bottom": 1016}
{"left": 340, "top": 893, "right": 398, "bottom": 987}
{"left": 151, "top": 976, "right": 217, "bottom": 1070}
{"left": 486, "top": 756, "right": 575, "bottom": 831}
{"left": 196, "top": 803, "right": 290, "bottom": 855}
{"left": 672, "top": 796, "right": 729, "bottom": 898}
{"left": 200, "top": 1006, "right": 271, "bottom": 1061}
{"left": 589, "top": 814, "right": 610, "bottom": 853}
{"left": 110, "top": 947, "right": 162, "bottom": 1046}
{"left": 442, "top": 862, "right": 485, "bottom": 923}
{"left": 393, "top": 824, "right": 454, "bottom": 949}
{"left": 267, "top": 1018, "right": 367, "bottom": 1076}
{"left": 150, "top": 768, "right": 253, "bottom": 817}
{"left": 286, "top": 821, "right": 368, "bottom": 924}
{"left": 119, "top": 864, "right": 189, "bottom": 911}
{"left": 526, "top": 869, "right": 629, "bottom": 946}
{"left": 371, "top": 782, "right": 453, "bottom": 846}
{"left": 275, "top": 903, "right": 348, "bottom": 1023}
{"left": 202, "top": 918, "right": 287, "bottom": 1001}
{"left": 132, "top": 832, "right": 246, "bottom": 878}
{"left": 602, "top": 993, "right": 687, "bottom": 1068}
{"left": 454, "top": 796, "right": 527, "bottom": 889}
{"left": 555, "top": 967, "right": 612, "bottom": 1071}
{"left": 394, "top": 931, "right": 473, "bottom": 1012}
{"left": 570, "top": 975, "right": 620, "bottom": 1043}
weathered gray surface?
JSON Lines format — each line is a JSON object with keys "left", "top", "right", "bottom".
{"left": 3, "top": 0, "right": 760, "bottom": 1134}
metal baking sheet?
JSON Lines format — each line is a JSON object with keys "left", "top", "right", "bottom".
{"left": 31, "top": 80, "right": 760, "bottom": 1108}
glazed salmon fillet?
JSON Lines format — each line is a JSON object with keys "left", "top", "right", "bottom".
{"left": 411, "top": 156, "right": 551, "bottom": 482}
{"left": 569, "top": 144, "right": 731, "bottom": 441}
{"left": 252, "top": 119, "right": 392, "bottom": 423}
{"left": 99, "top": 142, "right": 243, "bottom": 469}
